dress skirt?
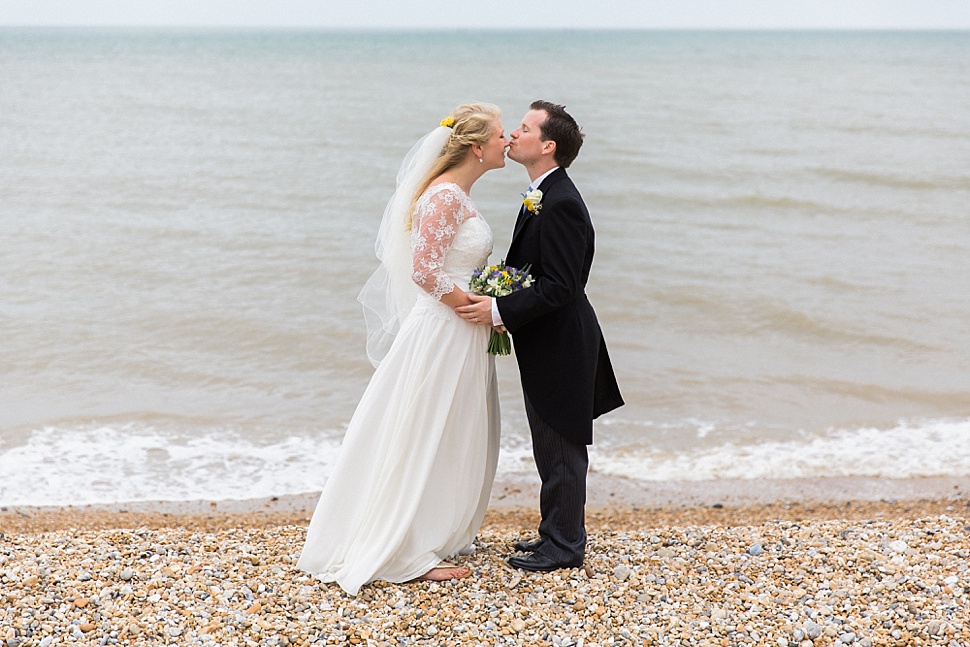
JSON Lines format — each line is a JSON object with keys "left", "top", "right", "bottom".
{"left": 296, "top": 294, "right": 500, "bottom": 596}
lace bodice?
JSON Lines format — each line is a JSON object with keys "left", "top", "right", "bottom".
{"left": 411, "top": 183, "right": 493, "bottom": 300}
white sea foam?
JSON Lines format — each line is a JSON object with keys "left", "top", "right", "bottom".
{"left": 3, "top": 418, "right": 969, "bottom": 506}
{"left": 589, "top": 418, "right": 970, "bottom": 482}
{"left": 0, "top": 425, "right": 344, "bottom": 507}
{"left": 0, "top": 419, "right": 539, "bottom": 506}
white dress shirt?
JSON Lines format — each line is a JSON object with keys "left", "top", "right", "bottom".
{"left": 490, "top": 167, "right": 559, "bottom": 327}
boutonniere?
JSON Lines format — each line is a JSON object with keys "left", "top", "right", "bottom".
{"left": 522, "top": 188, "right": 543, "bottom": 214}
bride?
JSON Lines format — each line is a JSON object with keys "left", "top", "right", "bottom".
{"left": 296, "top": 103, "right": 509, "bottom": 596}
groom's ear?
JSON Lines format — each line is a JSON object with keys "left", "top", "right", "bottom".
{"left": 541, "top": 139, "right": 556, "bottom": 157}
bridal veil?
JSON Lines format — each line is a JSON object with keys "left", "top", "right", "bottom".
{"left": 357, "top": 126, "right": 452, "bottom": 367}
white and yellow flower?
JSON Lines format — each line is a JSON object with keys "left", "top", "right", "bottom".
{"left": 523, "top": 188, "right": 543, "bottom": 213}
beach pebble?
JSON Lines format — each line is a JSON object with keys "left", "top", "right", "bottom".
{"left": 612, "top": 564, "right": 632, "bottom": 580}
{"left": 2, "top": 505, "right": 969, "bottom": 647}
{"left": 803, "top": 621, "right": 823, "bottom": 639}
{"left": 747, "top": 543, "right": 764, "bottom": 556}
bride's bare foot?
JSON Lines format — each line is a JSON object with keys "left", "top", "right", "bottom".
{"left": 414, "top": 562, "right": 471, "bottom": 582}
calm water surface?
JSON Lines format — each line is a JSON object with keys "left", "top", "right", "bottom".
{"left": 1, "top": 29, "right": 969, "bottom": 504}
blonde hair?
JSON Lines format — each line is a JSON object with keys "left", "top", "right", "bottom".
{"left": 407, "top": 102, "right": 502, "bottom": 228}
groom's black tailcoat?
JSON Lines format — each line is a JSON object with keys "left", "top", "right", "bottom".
{"left": 498, "top": 168, "right": 623, "bottom": 446}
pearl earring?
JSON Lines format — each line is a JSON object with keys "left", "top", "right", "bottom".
{"left": 479, "top": 157, "right": 483, "bottom": 163}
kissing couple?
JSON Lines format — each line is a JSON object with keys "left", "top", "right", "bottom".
{"left": 296, "top": 100, "right": 623, "bottom": 596}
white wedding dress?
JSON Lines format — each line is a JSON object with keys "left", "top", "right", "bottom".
{"left": 297, "top": 183, "right": 500, "bottom": 596}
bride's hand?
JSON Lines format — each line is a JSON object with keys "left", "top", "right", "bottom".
{"left": 438, "top": 286, "right": 475, "bottom": 310}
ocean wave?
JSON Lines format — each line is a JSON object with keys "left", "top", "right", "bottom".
{"left": 813, "top": 167, "right": 968, "bottom": 191}
{"left": 645, "top": 290, "right": 942, "bottom": 354}
{"left": 0, "top": 419, "right": 538, "bottom": 507}
{"left": 623, "top": 191, "right": 836, "bottom": 213}
{"left": 717, "top": 194, "right": 830, "bottom": 211}
{"left": 590, "top": 418, "right": 970, "bottom": 481}
{"left": 746, "top": 301, "right": 939, "bottom": 352}
{"left": 5, "top": 418, "right": 970, "bottom": 506}
{"left": 0, "top": 424, "right": 344, "bottom": 507}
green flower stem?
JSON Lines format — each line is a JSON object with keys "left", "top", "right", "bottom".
{"left": 487, "top": 330, "right": 511, "bottom": 355}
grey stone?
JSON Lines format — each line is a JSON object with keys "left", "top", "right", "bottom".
{"left": 803, "top": 621, "right": 823, "bottom": 639}
{"left": 613, "top": 564, "right": 632, "bottom": 580}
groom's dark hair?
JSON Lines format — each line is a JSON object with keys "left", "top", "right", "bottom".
{"left": 531, "top": 100, "right": 584, "bottom": 168}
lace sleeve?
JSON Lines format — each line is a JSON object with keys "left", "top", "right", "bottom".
{"left": 411, "top": 186, "right": 466, "bottom": 300}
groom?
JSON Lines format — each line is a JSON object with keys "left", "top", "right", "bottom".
{"left": 457, "top": 100, "right": 623, "bottom": 571}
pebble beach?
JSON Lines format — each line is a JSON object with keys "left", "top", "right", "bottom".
{"left": 3, "top": 477, "right": 970, "bottom": 647}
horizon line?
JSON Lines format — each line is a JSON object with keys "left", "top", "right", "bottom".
{"left": 3, "top": 25, "right": 969, "bottom": 31}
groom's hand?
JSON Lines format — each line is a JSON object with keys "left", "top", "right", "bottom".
{"left": 455, "top": 294, "right": 493, "bottom": 326}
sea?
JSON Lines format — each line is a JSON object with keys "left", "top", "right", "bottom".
{"left": 2, "top": 28, "right": 969, "bottom": 506}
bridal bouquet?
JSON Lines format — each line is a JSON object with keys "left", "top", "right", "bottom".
{"left": 469, "top": 261, "right": 533, "bottom": 355}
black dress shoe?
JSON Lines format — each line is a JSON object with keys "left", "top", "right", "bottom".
{"left": 513, "top": 538, "right": 545, "bottom": 553}
{"left": 507, "top": 552, "right": 583, "bottom": 572}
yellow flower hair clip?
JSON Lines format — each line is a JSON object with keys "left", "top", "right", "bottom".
{"left": 440, "top": 117, "right": 456, "bottom": 129}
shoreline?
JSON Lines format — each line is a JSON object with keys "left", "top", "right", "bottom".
{"left": 3, "top": 473, "right": 969, "bottom": 534}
